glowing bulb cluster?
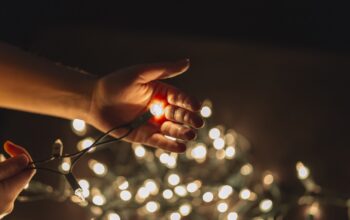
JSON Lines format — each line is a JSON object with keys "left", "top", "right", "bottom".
{"left": 296, "top": 161, "right": 310, "bottom": 180}
{"left": 149, "top": 100, "right": 165, "bottom": 118}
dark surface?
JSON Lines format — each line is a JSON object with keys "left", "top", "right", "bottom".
{"left": 0, "top": 2, "right": 350, "bottom": 219}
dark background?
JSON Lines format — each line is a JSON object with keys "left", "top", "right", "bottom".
{"left": 0, "top": 1, "right": 350, "bottom": 219}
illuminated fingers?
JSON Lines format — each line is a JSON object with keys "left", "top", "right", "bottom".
{"left": 145, "top": 133, "right": 186, "bottom": 153}
{"left": 160, "top": 121, "right": 196, "bottom": 141}
{"left": 165, "top": 105, "right": 204, "bottom": 128}
{"left": 166, "top": 87, "right": 201, "bottom": 112}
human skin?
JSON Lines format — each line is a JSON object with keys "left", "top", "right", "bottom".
{"left": 0, "top": 42, "right": 203, "bottom": 217}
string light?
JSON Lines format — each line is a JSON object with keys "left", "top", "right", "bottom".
{"left": 259, "top": 199, "right": 273, "bottom": 212}
{"left": 203, "top": 192, "right": 214, "bottom": 203}
{"left": 218, "top": 185, "right": 233, "bottom": 199}
{"left": 217, "top": 202, "right": 228, "bottom": 213}
{"left": 240, "top": 163, "right": 253, "bottom": 176}
{"left": 145, "top": 179, "right": 159, "bottom": 195}
{"left": 186, "top": 180, "right": 201, "bottom": 193}
{"left": 296, "top": 161, "right": 310, "bottom": 180}
{"left": 149, "top": 100, "right": 165, "bottom": 118}
{"left": 209, "top": 128, "right": 221, "bottom": 139}
{"left": 169, "top": 212, "right": 181, "bottom": 220}
{"left": 145, "top": 201, "right": 159, "bottom": 213}
{"left": 263, "top": 173, "right": 274, "bottom": 185}
{"left": 213, "top": 138, "right": 225, "bottom": 150}
{"left": 134, "top": 145, "right": 146, "bottom": 158}
{"left": 107, "top": 212, "right": 121, "bottom": 220}
{"left": 92, "top": 194, "right": 106, "bottom": 206}
{"left": 227, "top": 212, "right": 238, "bottom": 220}
{"left": 225, "top": 146, "right": 236, "bottom": 159}
{"left": 179, "top": 203, "right": 192, "bottom": 216}
{"left": 89, "top": 160, "right": 107, "bottom": 176}
{"left": 191, "top": 144, "right": 207, "bottom": 162}
{"left": 77, "top": 137, "right": 95, "bottom": 152}
{"left": 168, "top": 174, "right": 180, "bottom": 186}
{"left": 239, "top": 188, "right": 251, "bottom": 200}
{"left": 174, "top": 185, "right": 187, "bottom": 197}
{"left": 120, "top": 190, "right": 132, "bottom": 201}
{"left": 200, "top": 106, "right": 212, "bottom": 118}
{"left": 60, "top": 158, "right": 71, "bottom": 173}
{"left": 72, "top": 119, "right": 86, "bottom": 134}
{"left": 162, "top": 189, "right": 174, "bottom": 200}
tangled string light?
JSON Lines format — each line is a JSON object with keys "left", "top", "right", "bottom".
{"left": 14, "top": 99, "right": 350, "bottom": 220}
{"left": 26, "top": 100, "right": 165, "bottom": 201}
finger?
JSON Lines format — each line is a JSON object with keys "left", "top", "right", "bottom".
{"left": 145, "top": 133, "right": 186, "bottom": 153}
{"left": 0, "top": 155, "right": 29, "bottom": 181}
{"left": 136, "top": 59, "right": 190, "bottom": 83}
{"left": 165, "top": 105, "right": 204, "bottom": 128}
{"left": 2, "top": 169, "right": 35, "bottom": 203}
{"left": 160, "top": 121, "right": 196, "bottom": 141}
{"left": 4, "top": 141, "right": 33, "bottom": 161}
{"left": 166, "top": 86, "right": 202, "bottom": 112}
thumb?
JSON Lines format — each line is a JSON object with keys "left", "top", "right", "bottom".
{"left": 4, "top": 141, "right": 33, "bottom": 161}
{"left": 0, "top": 155, "right": 29, "bottom": 181}
{"left": 136, "top": 59, "right": 190, "bottom": 83}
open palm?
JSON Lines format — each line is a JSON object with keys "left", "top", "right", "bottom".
{"left": 87, "top": 59, "right": 204, "bottom": 152}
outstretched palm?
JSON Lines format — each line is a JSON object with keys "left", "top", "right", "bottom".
{"left": 87, "top": 59, "right": 203, "bottom": 152}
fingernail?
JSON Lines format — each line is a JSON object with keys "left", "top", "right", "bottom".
{"left": 4, "top": 141, "right": 31, "bottom": 161}
{"left": 15, "top": 154, "right": 29, "bottom": 167}
{"left": 184, "top": 130, "right": 196, "bottom": 140}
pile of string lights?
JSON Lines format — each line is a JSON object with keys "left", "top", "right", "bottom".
{"left": 14, "top": 99, "right": 350, "bottom": 220}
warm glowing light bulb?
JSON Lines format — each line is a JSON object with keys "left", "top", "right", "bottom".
{"left": 187, "top": 180, "right": 201, "bottom": 193}
{"left": 162, "top": 189, "right": 174, "bottom": 200}
{"left": 107, "top": 213, "right": 121, "bottom": 220}
{"left": 213, "top": 138, "right": 225, "bottom": 150}
{"left": 92, "top": 194, "right": 106, "bottom": 206}
{"left": 145, "top": 201, "right": 159, "bottom": 213}
{"left": 203, "top": 192, "right": 214, "bottom": 203}
{"left": 72, "top": 119, "right": 86, "bottom": 133}
{"left": 179, "top": 203, "right": 192, "bottom": 216}
{"left": 120, "top": 190, "right": 132, "bottom": 201}
{"left": 77, "top": 137, "right": 95, "bottom": 152}
{"left": 174, "top": 185, "right": 187, "bottom": 197}
{"left": 170, "top": 212, "right": 181, "bottom": 220}
{"left": 60, "top": 158, "right": 71, "bottom": 172}
{"left": 227, "top": 212, "right": 238, "bottom": 220}
{"left": 78, "top": 179, "right": 90, "bottom": 189}
{"left": 74, "top": 188, "right": 85, "bottom": 201}
{"left": 168, "top": 174, "right": 180, "bottom": 186}
{"left": 263, "top": 173, "right": 274, "bottom": 185}
{"left": 145, "top": 179, "right": 159, "bottom": 195}
{"left": 296, "top": 161, "right": 310, "bottom": 180}
{"left": 239, "top": 188, "right": 251, "bottom": 200}
{"left": 150, "top": 100, "right": 165, "bottom": 118}
{"left": 217, "top": 202, "right": 228, "bottom": 213}
{"left": 209, "top": 128, "right": 221, "bottom": 139}
{"left": 191, "top": 144, "right": 207, "bottom": 162}
{"left": 218, "top": 185, "right": 233, "bottom": 199}
{"left": 240, "top": 163, "right": 253, "bottom": 176}
{"left": 259, "top": 199, "right": 273, "bottom": 212}
{"left": 89, "top": 160, "right": 107, "bottom": 176}
{"left": 118, "top": 179, "right": 129, "bottom": 190}
{"left": 225, "top": 146, "right": 236, "bottom": 159}
{"left": 307, "top": 202, "right": 321, "bottom": 218}
{"left": 134, "top": 145, "right": 146, "bottom": 158}
{"left": 200, "top": 106, "right": 212, "bottom": 118}
{"left": 137, "top": 186, "right": 150, "bottom": 199}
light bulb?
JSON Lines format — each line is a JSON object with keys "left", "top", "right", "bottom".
{"left": 259, "top": 199, "right": 273, "bottom": 212}
{"left": 217, "top": 202, "right": 228, "bottom": 213}
{"left": 92, "top": 194, "right": 106, "bottom": 206}
{"left": 296, "top": 161, "right": 310, "bottom": 180}
{"left": 145, "top": 201, "right": 159, "bottom": 213}
{"left": 239, "top": 188, "right": 251, "bottom": 200}
{"left": 162, "top": 189, "right": 174, "bottom": 200}
{"left": 107, "top": 213, "right": 121, "bottom": 220}
{"left": 72, "top": 119, "right": 86, "bottom": 134}
{"left": 179, "top": 203, "right": 192, "bottom": 216}
{"left": 149, "top": 100, "right": 165, "bottom": 118}
{"left": 203, "top": 192, "right": 214, "bottom": 203}
{"left": 227, "top": 212, "right": 238, "bottom": 220}
{"left": 200, "top": 106, "right": 212, "bottom": 118}
{"left": 169, "top": 212, "right": 181, "bottom": 220}
{"left": 218, "top": 185, "right": 233, "bottom": 199}
{"left": 174, "top": 185, "right": 187, "bottom": 197}
{"left": 168, "top": 174, "right": 180, "bottom": 186}
{"left": 120, "top": 190, "right": 132, "bottom": 201}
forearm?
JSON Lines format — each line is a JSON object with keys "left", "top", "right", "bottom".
{"left": 0, "top": 42, "right": 96, "bottom": 120}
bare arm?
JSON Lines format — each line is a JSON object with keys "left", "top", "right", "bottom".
{"left": 0, "top": 42, "right": 95, "bottom": 120}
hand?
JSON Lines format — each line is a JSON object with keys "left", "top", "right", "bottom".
{"left": 87, "top": 59, "right": 204, "bottom": 152}
{"left": 0, "top": 141, "right": 35, "bottom": 219}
